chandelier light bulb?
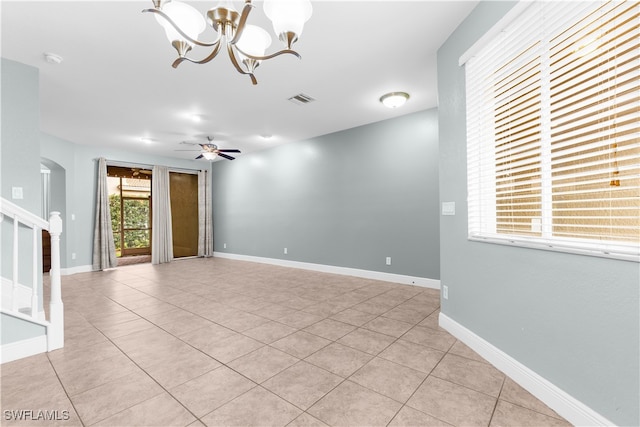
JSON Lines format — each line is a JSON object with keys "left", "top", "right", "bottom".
{"left": 380, "top": 92, "right": 410, "bottom": 109}
{"left": 237, "top": 25, "right": 272, "bottom": 57}
{"left": 155, "top": 1, "right": 206, "bottom": 46}
{"left": 264, "top": 0, "right": 312, "bottom": 48}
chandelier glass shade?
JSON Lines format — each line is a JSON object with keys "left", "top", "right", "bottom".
{"left": 144, "top": 0, "right": 313, "bottom": 85}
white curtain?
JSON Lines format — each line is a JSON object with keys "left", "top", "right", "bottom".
{"left": 151, "top": 165, "right": 173, "bottom": 264}
{"left": 198, "top": 169, "right": 213, "bottom": 257}
{"left": 92, "top": 157, "right": 118, "bottom": 270}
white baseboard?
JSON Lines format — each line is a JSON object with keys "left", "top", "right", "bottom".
{"left": 1, "top": 335, "right": 48, "bottom": 364}
{"left": 60, "top": 264, "right": 92, "bottom": 276}
{"left": 438, "top": 313, "right": 615, "bottom": 427}
{"left": 213, "top": 252, "right": 440, "bottom": 289}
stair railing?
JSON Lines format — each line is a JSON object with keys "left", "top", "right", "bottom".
{"left": 0, "top": 197, "right": 64, "bottom": 351}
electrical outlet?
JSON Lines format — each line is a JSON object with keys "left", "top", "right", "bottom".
{"left": 71, "top": 253, "right": 76, "bottom": 260}
{"left": 386, "top": 257, "right": 391, "bottom": 265}
{"left": 223, "top": 243, "right": 227, "bottom": 249}
{"left": 284, "top": 247, "right": 288, "bottom": 254}
{"left": 442, "top": 285, "right": 449, "bottom": 300}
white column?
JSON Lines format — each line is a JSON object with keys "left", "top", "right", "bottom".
{"left": 47, "top": 211, "right": 64, "bottom": 351}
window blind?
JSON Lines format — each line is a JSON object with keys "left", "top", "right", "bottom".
{"left": 466, "top": 0, "right": 639, "bottom": 260}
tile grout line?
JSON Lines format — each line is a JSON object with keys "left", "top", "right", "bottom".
{"left": 81, "top": 277, "right": 355, "bottom": 425}
{"left": 200, "top": 286, "right": 438, "bottom": 425}
{"left": 45, "top": 352, "right": 87, "bottom": 427}
{"left": 381, "top": 333, "right": 453, "bottom": 427}
{"left": 63, "top": 317, "right": 208, "bottom": 426}
{"left": 487, "top": 376, "right": 508, "bottom": 426}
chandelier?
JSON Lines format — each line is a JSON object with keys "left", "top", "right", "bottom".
{"left": 143, "top": 0, "right": 313, "bottom": 85}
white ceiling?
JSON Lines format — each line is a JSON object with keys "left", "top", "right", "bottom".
{"left": 1, "top": 0, "right": 477, "bottom": 160}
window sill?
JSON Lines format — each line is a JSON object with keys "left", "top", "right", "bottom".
{"left": 468, "top": 235, "right": 639, "bottom": 263}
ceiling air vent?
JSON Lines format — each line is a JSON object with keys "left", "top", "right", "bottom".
{"left": 287, "top": 93, "right": 315, "bottom": 106}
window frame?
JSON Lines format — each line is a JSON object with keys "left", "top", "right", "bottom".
{"left": 463, "top": 0, "right": 640, "bottom": 262}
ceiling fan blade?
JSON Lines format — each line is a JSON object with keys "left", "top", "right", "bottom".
{"left": 217, "top": 149, "right": 241, "bottom": 153}
{"left": 195, "top": 154, "right": 204, "bottom": 159}
{"left": 218, "top": 153, "right": 235, "bottom": 160}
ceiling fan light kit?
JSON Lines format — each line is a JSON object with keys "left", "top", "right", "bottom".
{"left": 380, "top": 92, "right": 410, "bottom": 109}
{"left": 177, "top": 137, "right": 242, "bottom": 161}
{"left": 144, "top": 0, "right": 313, "bottom": 85}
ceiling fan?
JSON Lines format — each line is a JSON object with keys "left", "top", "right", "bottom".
{"left": 176, "top": 136, "right": 241, "bottom": 160}
{"left": 131, "top": 168, "right": 152, "bottom": 177}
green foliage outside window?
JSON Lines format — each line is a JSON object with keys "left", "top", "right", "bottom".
{"left": 109, "top": 194, "right": 150, "bottom": 254}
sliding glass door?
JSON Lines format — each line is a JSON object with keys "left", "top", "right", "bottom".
{"left": 105, "top": 167, "right": 199, "bottom": 260}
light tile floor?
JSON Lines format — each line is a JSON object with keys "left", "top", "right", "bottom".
{"left": 1, "top": 258, "right": 571, "bottom": 426}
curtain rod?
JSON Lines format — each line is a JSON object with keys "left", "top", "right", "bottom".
{"left": 101, "top": 158, "right": 206, "bottom": 175}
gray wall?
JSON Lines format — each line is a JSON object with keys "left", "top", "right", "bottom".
{"left": 212, "top": 109, "right": 440, "bottom": 280}
{"left": 437, "top": 2, "right": 639, "bottom": 425}
{"left": 1, "top": 313, "right": 46, "bottom": 345}
{"left": 1, "top": 59, "right": 42, "bottom": 291}
{"left": 1, "top": 59, "right": 40, "bottom": 212}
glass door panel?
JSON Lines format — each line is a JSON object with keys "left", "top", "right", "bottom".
{"left": 107, "top": 171, "right": 152, "bottom": 258}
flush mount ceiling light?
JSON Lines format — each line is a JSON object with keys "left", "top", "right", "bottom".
{"left": 144, "top": 0, "right": 313, "bottom": 85}
{"left": 380, "top": 92, "right": 410, "bottom": 109}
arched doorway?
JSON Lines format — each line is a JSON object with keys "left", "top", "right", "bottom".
{"left": 40, "top": 158, "right": 66, "bottom": 272}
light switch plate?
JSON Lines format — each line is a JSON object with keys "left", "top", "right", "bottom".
{"left": 442, "top": 202, "right": 455, "bottom": 216}
{"left": 12, "top": 187, "right": 23, "bottom": 200}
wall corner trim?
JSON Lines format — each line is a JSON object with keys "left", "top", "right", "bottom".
{"left": 1, "top": 335, "right": 47, "bottom": 364}
{"left": 213, "top": 252, "right": 440, "bottom": 289}
{"left": 438, "top": 313, "right": 616, "bottom": 427}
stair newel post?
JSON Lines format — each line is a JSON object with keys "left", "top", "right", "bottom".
{"left": 48, "top": 211, "right": 63, "bottom": 350}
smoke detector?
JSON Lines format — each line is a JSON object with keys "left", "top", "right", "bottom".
{"left": 43, "top": 53, "right": 63, "bottom": 65}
